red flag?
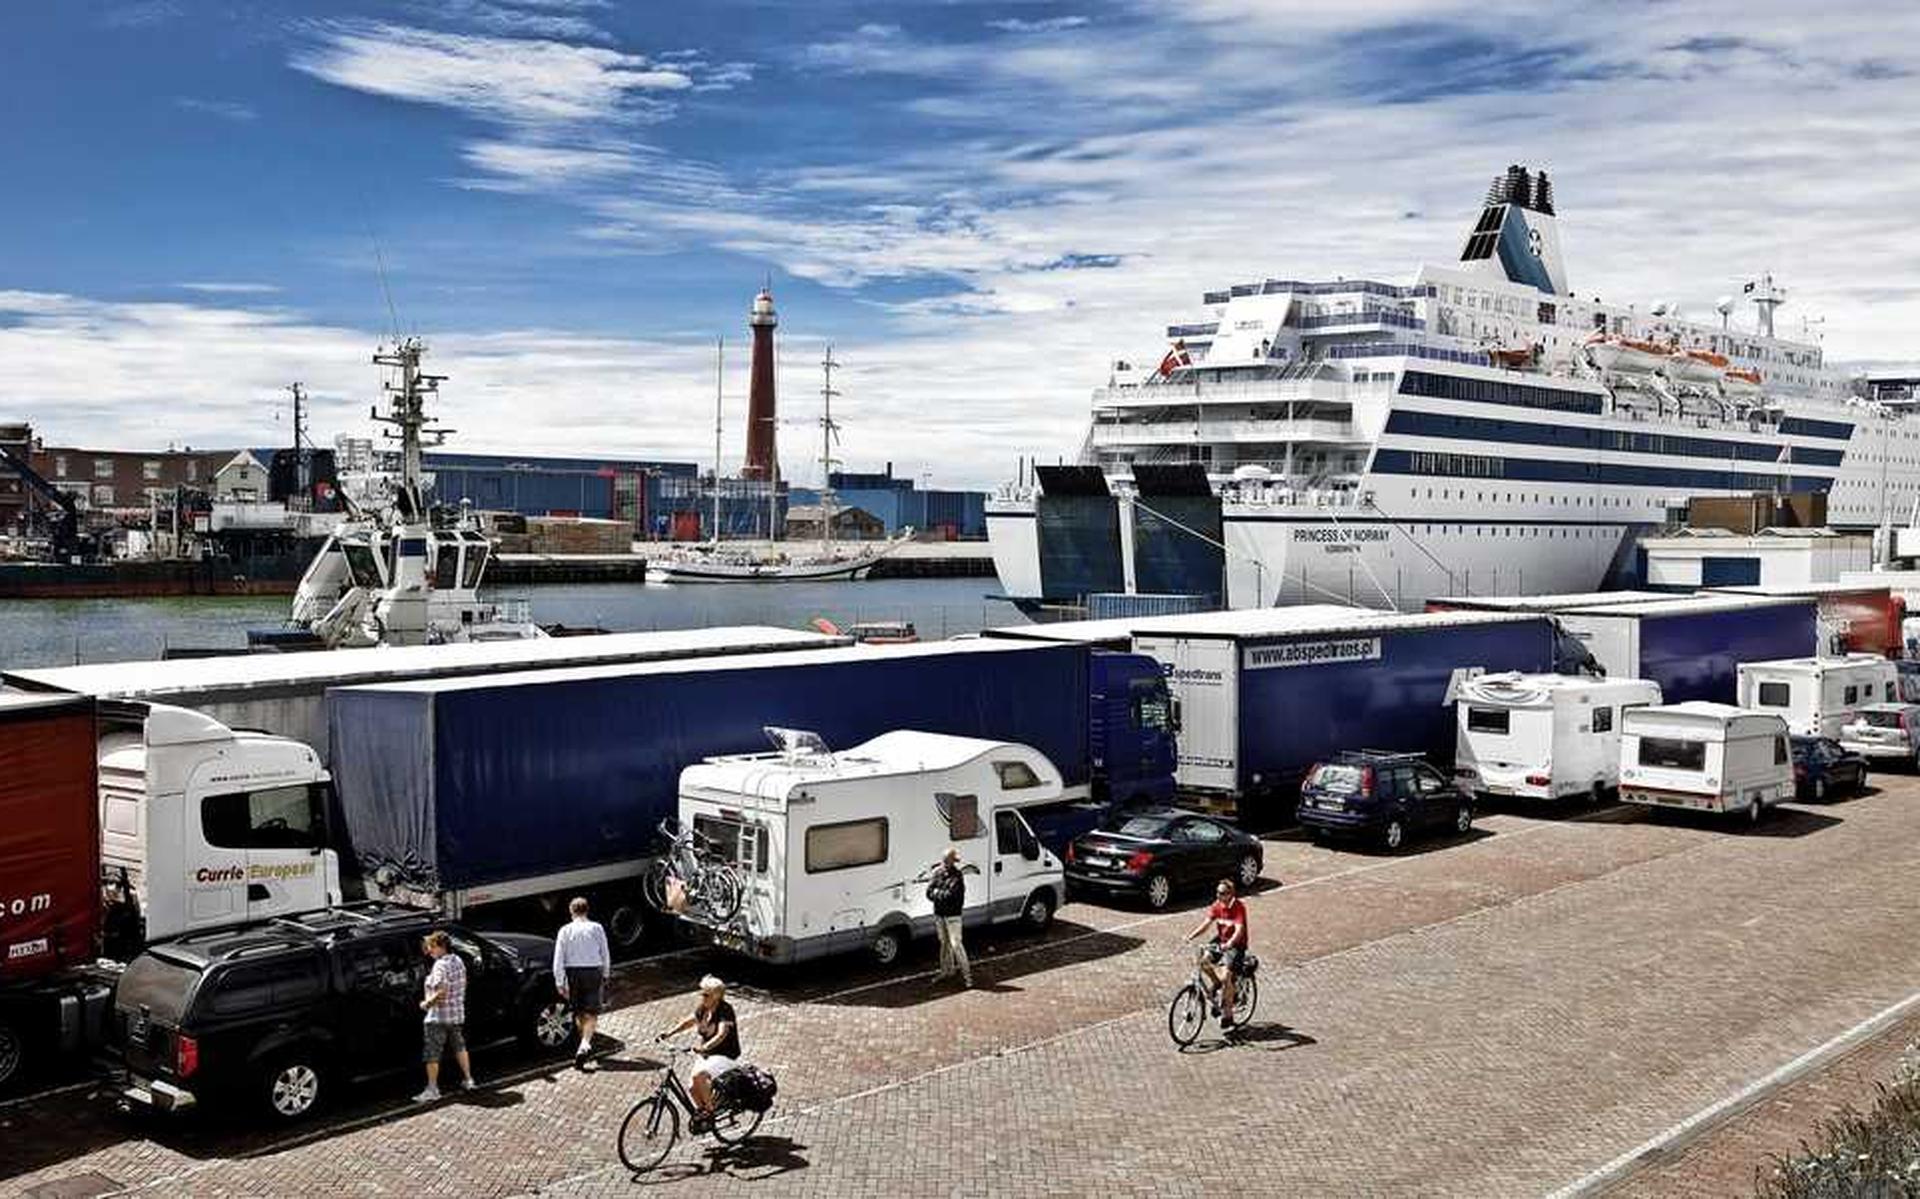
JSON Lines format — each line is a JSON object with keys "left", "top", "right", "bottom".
{"left": 1156, "top": 339, "right": 1191, "bottom": 377}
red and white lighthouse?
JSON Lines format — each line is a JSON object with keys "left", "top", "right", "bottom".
{"left": 743, "top": 286, "right": 778, "bottom": 481}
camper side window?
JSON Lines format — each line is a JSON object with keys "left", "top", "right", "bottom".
{"left": 1756, "top": 682, "right": 1790, "bottom": 708}
{"left": 805, "top": 818, "right": 888, "bottom": 873}
{"left": 993, "top": 761, "right": 1041, "bottom": 790}
{"left": 1844, "top": 685, "right": 1860, "bottom": 706}
{"left": 1592, "top": 707, "right": 1613, "bottom": 733}
{"left": 942, "top": 794, "right": 984, "bottom": 839}
{"left": 1465, "top": 707, "right": 1510, "bottom": 734}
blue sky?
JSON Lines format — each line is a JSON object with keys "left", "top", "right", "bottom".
{"left": 4, "top": 1, "right": 1920, "bottom": 486}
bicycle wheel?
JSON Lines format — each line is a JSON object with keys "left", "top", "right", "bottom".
{"left": 709, "top": 1100, "right": 765, "bottom": 1146}
{"left": 1167, "top": 983, "right": 1206, "bottom": 1047}
{"left": 641, "top": 859, "right": 670, "bottom": 913}
{"left": 617, "top": 1094, "right": 679, "bottom": 1174}
{"left": 701, "top": 867, "right": 743, "bottom": 923}
{"left": 1229, "top": 972, "right": 1259, "bottom": 1026}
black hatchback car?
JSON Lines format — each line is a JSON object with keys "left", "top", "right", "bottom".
{"left": 1297, "top": 750, "right": 1473, "bottom": 850}
{"left": 1065, "top": 808, "right": 1263, "bottom": 910}
{"left": 1790, "top": 735, "right": 1869, "bottom": 800}
{"left": 115, "top": 905, "right": 570, "bottom": 1121}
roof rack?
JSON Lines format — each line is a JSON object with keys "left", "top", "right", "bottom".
{"left": 1333, "top": 748, "right": 1428, "bottom": 764}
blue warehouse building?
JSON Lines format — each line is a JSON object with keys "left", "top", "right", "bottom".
{"left": 790, "top": 464, "right": 987, "bottom": 540}
{"left": 424, "top": 452, "right": 701, "bottom": 539}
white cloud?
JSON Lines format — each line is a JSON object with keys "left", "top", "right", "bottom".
{"left": 291, "top": 22, "right": 694, "bottom": 126}
{"left": 173, "top": 97, "right": 257, "bottom": 122}
{"left": 174, "top": 282, "right": 281, "bottom": 295}
{"left": 986, "top": 16, "right": 1090, "bottom": 33}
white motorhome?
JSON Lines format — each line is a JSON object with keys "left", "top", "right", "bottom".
{"left": 1455, "top": 673, "right": 1663, "bottom": 802}
{"left": 676, "top": 730, "right": 1067, "bottom": 966}
{"left": 1736, "top": 654, "right": 1898, "bottom": 738}
{"left": 98, "top": 702, "right": 342, "bottom": 943}
{"left": 1618, "top": 703, "right": 1794, "bottom": 822}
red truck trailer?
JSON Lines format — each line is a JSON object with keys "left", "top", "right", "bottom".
{"left": 0, "top": 693, "right": 114, "bottom": 1090}
{"left": 1704, "top": 584, "right": 1906, "bottom": 658}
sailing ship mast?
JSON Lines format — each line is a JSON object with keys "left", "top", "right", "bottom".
{"left": 712, "top": 336, "right": 723, "bottom": 544}
{"left": 819, "top": 345, "right": 841, "bottom": 551}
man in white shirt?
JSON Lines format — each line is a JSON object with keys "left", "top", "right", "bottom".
{"left": 553, "top": 896, "right": 612, "bottom": 1071}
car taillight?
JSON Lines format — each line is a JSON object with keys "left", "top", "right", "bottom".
{"left": 1125, "top": 850, "right": 1153, "bottom": 873}
{"left": 1065, "top": 843, "right": 1075, "bottom": 864}
{"left": 1361, "top": 766, "right": 1375, "bottom": 795}
{"left": 176, "top": 1033, "right": 199, "bottom": 1079}
{"left": 1525, "top": 773, "right": 1551, "bottom": 787}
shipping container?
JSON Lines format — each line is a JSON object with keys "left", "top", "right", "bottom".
{"left": 1126, "top": 608, "right": 1559, "bottom": 823}
{"left": 1553, "top": 596, "right": 1818, "bottom": 704}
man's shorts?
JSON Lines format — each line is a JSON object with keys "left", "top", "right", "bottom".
{"left": 423, "top": 1022, "right": 466, "bottom": 1062}
{"left": 694, "top": 1055, "right": 737, "bottom": 1081}
{"left": 1205, "top": 943, "right": 1247, "bottom": 975}
{"left": 565, "top": 967, "right": 606, "bottom": 1015}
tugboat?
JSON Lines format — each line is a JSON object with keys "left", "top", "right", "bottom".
{"left": 251, "top": 339, "right": 544, "bottom": 650}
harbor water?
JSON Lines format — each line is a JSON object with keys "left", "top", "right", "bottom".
{"left": 0, "top": 577, "right": 1020, "bottom": 669}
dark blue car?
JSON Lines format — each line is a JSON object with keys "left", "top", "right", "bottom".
{"left": 1789, "top": 735, "right": 1869, "bottom": 800}
{"left": 1296, "top": 750, "right": 1473, "bottom": 851}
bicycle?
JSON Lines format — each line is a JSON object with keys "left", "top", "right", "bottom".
{"left": 1167, "top": 944, "right": 1260, "bottom": 1047}
{"left": 642, "top": 819, "right": 744, "bottom": 923}
{"left": 616, "top": 1046, "right": 767, "bottom": 1174}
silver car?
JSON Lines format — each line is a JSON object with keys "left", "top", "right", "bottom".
{"left": 1838, "top": 703, "right": 1920, "bottom": 765}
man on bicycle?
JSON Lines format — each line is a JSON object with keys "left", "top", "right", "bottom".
{"left": 1186, "top": 879, "right": 1249, "bottom": 1029}
{"left": 658, "top": 975, "right": 741, "bottom": 1132}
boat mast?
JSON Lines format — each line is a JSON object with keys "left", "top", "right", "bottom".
{"left": 713, "top": 336, "right": 723, "bottom": 544}
{"left": 820, "top": 345, "right": 840, "bottom": 551}
{"left": 369, "top": 337, "right": 448, "bottom": 522}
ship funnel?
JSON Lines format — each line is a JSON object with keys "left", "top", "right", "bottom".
{"left": 1458, "top": 164, "right": 1569, "bottom": 297}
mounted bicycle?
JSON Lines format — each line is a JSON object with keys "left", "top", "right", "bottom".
{"left": 616, "top": 1046, "right": 777, "bottom": 1174}
{"left": 1167, "top": 944, "right": 1260, "bottom": 1046}
{"left": 642, "top": 817, "right": 744, "bottom": 923}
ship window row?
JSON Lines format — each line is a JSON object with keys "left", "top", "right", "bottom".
{"left": 1382, "top": 410, "right": 1846, "bottom": 466}
{"left": 1331, "top": 343, "right": 1491, "bottom": 366}
{"left": 1419, "top": 489, "right": 1661, "bottom": 509}
{"left": 1398, "top": 369, "right": 1604, "bottom": 414}
{"left": 1293, "top": 309, "right": 1425, "bottom": 331}
{"left": 1204, "top": 280, "right": 1436, "bottom": 304}
{"left": 1408, "top": 451, "right": 1505, "bottom": 478}
{"left": 1376, "top": 448, "right": 1826, "bottom": 493}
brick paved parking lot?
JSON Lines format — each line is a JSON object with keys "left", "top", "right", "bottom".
{"left": 7, "top": 779, "right": 1920, "bottom": 1197}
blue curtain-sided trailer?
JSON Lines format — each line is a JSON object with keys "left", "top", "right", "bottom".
{"left": 1551, "top": 596, "right": 1818, "bottom": 704}
{"left": 324, "top": 638, "right": 1174, "bottom": 941}
{"left": 1129, "top": 609, "right": 1558, "bottom": 826}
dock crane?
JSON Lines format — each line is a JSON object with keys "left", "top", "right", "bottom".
{"left": 0, "top": 442, "right": 97, "bottom": 562}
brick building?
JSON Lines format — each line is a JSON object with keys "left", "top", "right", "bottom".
{"left": 25, "top": 434, "right": 232, "bottom": 513}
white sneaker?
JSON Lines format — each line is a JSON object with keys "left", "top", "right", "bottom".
{"left": 460, "top": 1078, "right": 477, "bottom": 1091}
{"left": 412, "top": 1087, "right": 442, "bottom": 1103}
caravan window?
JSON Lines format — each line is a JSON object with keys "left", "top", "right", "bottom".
{"left": 1638, "top": 737, "right": 1706, "bottom": 771}
{"left": 941, "top": 794, "right": 983, "bottom": 839}
{"left": 694, "top": 815, "right": 769, "bottom": 874}
{"left": 1756, "top": 682, "right": 1790, "bottom": 708}
{"left": 805, "top": 818, "right": 888, "bottom": 873}
{"left": 993, "top": 761, "right": 1041, "bottom": 790}
{"left": 1465, "top": 707, "right": 1511, "bottom": 734}
{"left": 1592, "top": 707, "right": 1613, "bottom": 733}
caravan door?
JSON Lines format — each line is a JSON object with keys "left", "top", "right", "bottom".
{"left": 987, "top": 809, "right": 1049, "bottom": 925}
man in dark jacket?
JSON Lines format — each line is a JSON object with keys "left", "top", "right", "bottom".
{"left": 928, "top": 846, "right": 972, "bottom": 987}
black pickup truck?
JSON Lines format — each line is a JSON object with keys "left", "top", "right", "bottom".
{"left": 115, "top": 904, "right": 572, "bottom": 1120}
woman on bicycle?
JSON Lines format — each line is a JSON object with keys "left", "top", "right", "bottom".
{"left": 658, "top": 975, "right": 741, "bottom": 1132}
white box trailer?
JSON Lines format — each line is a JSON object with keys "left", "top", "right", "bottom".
{"left": 1735, "top": 654, "right": 1898, "bottom": 737}
{"left": 1454, "top": 673, "right": 1663, "bottom": 802}
{"left": 1618, "top": 703, "right": 1793, "bottom": 822}
{"left": 676, "top": 730, "right": 1067, "bottom": 966}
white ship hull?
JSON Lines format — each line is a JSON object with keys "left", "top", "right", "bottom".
{"left": 647, "top": 556, "right": 880, "bottom": 583}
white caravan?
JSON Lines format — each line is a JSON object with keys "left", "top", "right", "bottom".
{"left": 1735, "top": 654, "right": 1898, "bottom": 738}
{"left": 1618, "top": 703, "right": 1793, "bottom": 822}
{"left": 675, "top": 730, "right": 1067, "bottom": 966}
{"left": 1455, "top": 673, "right": 1663, "bottom": 802}
{"left": 96, "top": 703, "right": 342, "bottom": 944}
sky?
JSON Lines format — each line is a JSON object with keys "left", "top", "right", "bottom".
{"left": 3, "top": 1, "right": 1919, "bottom": 489}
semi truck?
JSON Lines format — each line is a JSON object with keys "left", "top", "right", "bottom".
{"left": 1122, "top": 608, "right": 1560, "bottom": 824}
{"left": 323, "top": 639, "right": 1177, "bottom": 942}
{"left": 3, "top": 626, "right": 845, "bottom": 766}
{"left": 1551, "top": 595, "right": 1818, "bottom": 704}
{"left": 0, "top": 694, "right": 340, "bottom": 1091}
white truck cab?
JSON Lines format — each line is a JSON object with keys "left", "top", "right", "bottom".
{"left": 676, "top": 729, "right": 1067, "bottom": 965}
{"left": 96, "top": 703, "right": 340, "bottom": 944}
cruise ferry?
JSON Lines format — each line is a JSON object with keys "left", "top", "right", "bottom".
{"left": 987, "top": 165, "right": 1919, "bottom": 614}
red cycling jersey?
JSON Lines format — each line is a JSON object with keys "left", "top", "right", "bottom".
{"left": 1207, "top": 898, "right": 1249, "bottom": 948}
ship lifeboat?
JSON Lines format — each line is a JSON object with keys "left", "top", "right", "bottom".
{"left": 1584, "top": 334, "right": 1669, "bottom": 375}
{"left": 1721, "top": 367, "right": 1763, "bottom": 398}
{"left": 1663, "top": 347, "right": 1729, "bottom": 385}
{"left": 1486, "top": 346, "right": 1534, "bottom": 369}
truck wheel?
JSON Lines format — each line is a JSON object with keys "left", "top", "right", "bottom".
{"left": 1381, "top": 819, "right": 1406, "bottom": 851}
{"left": 1590, "top": 781, "right": 1608, "bottom": 807}
{"left": 0, "top": 1017, "right": 26, "bottom": 1091}
{"left": 1021, "top": 890, "right": 1054, "bottom": 931}
{"left": 604, "top": 901, "right": 647, "bottom": 955}
{"left": 1142, "top": 873, "right": 1173, "bottom": 911}
{"left": 259, "top": 1050, "right": 325, "bottom": 1121}
{"left": 870, "top": 926, "right": 906, "bottom": 967}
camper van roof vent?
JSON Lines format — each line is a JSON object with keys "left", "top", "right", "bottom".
{"left": 765, "top": 726, "right": 831, "bottom": 762}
